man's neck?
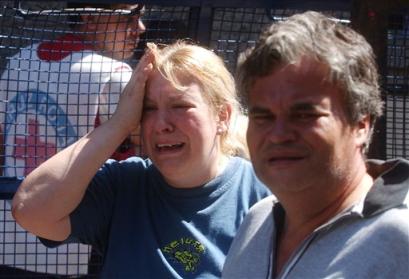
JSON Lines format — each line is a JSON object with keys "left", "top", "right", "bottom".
{"left": 274, "top": 165, "right": 374, "bottom": 276}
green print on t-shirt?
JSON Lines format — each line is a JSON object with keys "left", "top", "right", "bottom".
{"left": 162, "top": 237, "right": 205, "bottom": 273}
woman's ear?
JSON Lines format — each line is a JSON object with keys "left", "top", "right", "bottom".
{"left": 216, "top": 104, "right": 232, "bottom": 135}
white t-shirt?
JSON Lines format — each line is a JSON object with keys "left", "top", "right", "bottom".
{"left": 0, "top": 34, "right": 132, "bottom": 177}
{"left": 0, "top": 34, "right": 132, "bottom": 275}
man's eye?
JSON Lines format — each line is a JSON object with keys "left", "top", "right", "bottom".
{"left": 249, "top": 113, "right": 274, "bottom": 124}
{"left": 250, "top": 113, "right": 271, "bottom": 119}
{"left": 294, "top": 113, "right": 318, "bottom": 120}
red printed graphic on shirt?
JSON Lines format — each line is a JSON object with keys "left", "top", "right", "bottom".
{"left": 14, "top": 119, "right": 56, "bottom": 175}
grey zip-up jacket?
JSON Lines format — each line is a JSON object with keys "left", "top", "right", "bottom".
{"left": 223, "top": 159, "right": 409, "bottom": 279}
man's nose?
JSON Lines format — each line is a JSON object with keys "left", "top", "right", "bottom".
{"left": 138, "top": 19, "right": 146, "bottom": 34}
{"left": 266, "top": 118, "right": 296, "bottom": 144}
{"left": 128, "top": 19, "right": 146, "bottom": 36}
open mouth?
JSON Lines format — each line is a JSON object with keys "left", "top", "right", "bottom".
{"left": 156, "top": 143, "right": 184, "bottom": 152}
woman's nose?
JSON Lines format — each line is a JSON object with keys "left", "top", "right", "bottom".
{"left": 153, "top": 110, "right": 174, "bottom": 133}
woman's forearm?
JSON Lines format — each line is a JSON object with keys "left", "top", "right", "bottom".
{"left": 11, "top": 46, "right": 154, "bottom": 241}
{"left": 11, "top": 118, "right": 128, "bottom": 240}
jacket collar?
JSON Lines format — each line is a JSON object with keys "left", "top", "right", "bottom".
{"left": 363, "top": 158, "right": 409, "bottom": 216}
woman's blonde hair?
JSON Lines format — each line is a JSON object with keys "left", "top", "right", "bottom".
{"left": 151, "top": 41, "right": 249, "bottom": 158}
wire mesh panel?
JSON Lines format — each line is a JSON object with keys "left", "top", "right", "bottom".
{"left": 0, "top": 1, "right": 193, "bottom": 277}
{"left": 0, "top": 0, "right": 408, "bottom": 278}
{"left": 141, "top": 6, "right": 191, "bottom": 44}
{"left": 0, "top": 3, "right": 142, "bottom": 176}
{"left": 0, "top": 2, "right": 193, "bottom": 176}
{"left": 1, "top": 199, "right": 92, "bottom": 276}
{"left": 0, "top": 2, "right": 140, "bottom": 276}
{"left": 210, "top": 8, "right": 351, "bottom": 73}
{"left": 385, "top": 12, "right": 409, "bottom": 159}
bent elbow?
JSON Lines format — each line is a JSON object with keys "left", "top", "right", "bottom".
{"left": 11, "top": 199, "right": 31, "bottom": 230}
{"left": 11, "top": 193, "right": 72, "bottom": 241}
{"left": 11, "top": 188, "right": 38, "bottom": 233}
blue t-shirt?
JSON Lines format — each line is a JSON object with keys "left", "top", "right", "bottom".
{"left": 58, "top": 156, "right": 270, "bottom": 278}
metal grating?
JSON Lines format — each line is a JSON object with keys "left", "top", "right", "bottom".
{"left": 0, "top": 2, "right": 192, "bottom": 277}
{"left": 0, "top": 0, "right": 407, "bottom": 278}
{"left": 1, "top": 199, "right": 91, "bottom": 275}
{"left": 211, "top": 8, "right": 351, "bottom": 72}
{"left": 385, "top": 13, "right": 409, "bottom": 159}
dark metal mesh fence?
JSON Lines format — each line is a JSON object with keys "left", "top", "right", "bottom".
{"left": 211, "top": 8, "right": 351, "bottom": 72}
{"left": 0, "top": 0, "right": 407, "bottom": 277}
{"left": 0, "top": 2, "right": 192, "bottom": 277}
{"left": 385, "top": 12, "right": 409, "bottom": 159}
{"left": 0, "top": 3, "right": 192, "bottom": 179}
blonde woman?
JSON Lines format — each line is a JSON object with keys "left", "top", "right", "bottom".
{"left": 12, "top": 42, "right": 270, "bottom": 278}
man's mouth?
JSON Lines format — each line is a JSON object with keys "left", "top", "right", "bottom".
{"left": 267, "top": 153, "right": 307, "bottom": 165}
{"left": 268, "top": 156, "right": 304, "bottom": 162}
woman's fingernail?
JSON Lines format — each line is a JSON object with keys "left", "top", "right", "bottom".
{"left": 146, "top": 42, "right": 156, "bottom": 50}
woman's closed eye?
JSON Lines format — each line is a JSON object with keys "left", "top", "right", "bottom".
{"left": 172, "top": 102, "right": 195, "bottom": 110}
{"left": 143, "top": 104, "right": 157, "bottom": 112}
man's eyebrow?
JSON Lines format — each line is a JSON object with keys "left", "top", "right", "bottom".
{"left": 248, "top": 102, "right": 320, "bottom": 114}
{"left": 291, "top": 102, "right": 319, "bottom": 111}
{"left": 291, "top": 102, "right": 318, "bottom": 111}
{"left": 248, "top": 106, "right": 271, "bottom": 115}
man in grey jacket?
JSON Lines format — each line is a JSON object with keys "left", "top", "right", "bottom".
{"left": 223, "top": 11, "right": 409, "bottom": 279}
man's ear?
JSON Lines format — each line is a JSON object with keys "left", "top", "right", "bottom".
{"left": 355, "top": 114, "right": 371, "bottom": 148}
{"left": 216, "top": 104, "right": 232, "bottom": 135}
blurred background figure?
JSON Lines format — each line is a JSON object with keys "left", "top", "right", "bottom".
{"left": 0, "top": 2, "right": 145, "bottom": 276}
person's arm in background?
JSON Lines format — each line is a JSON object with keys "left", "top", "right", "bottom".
{"left": 11, "top": 47, "right": 155, "bottom": 242}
